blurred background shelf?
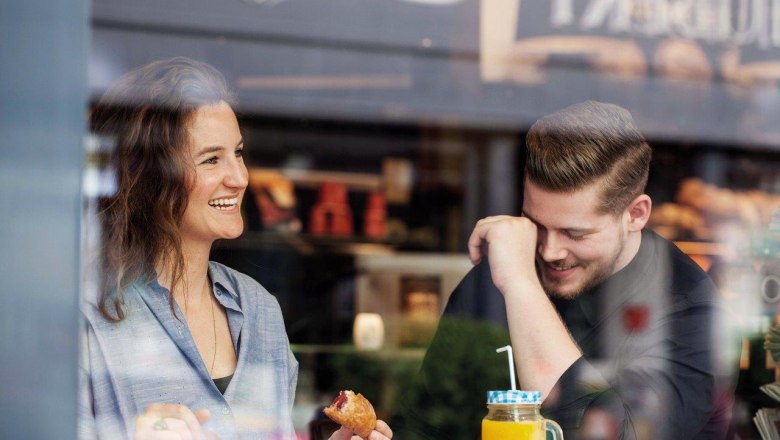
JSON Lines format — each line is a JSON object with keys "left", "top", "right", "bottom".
{"left": 251, "top": 167, "right": 382, "bottom": 192}
{"left": 215, "top": 231, "right": 397, "bottom": 256}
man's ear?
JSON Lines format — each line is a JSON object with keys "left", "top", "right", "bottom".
{"left": 625, "top": 194, "right": 651, "bottom": 232}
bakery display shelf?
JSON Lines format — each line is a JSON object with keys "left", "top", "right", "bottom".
{"left": 216, "top": 231, "right": 396, "bottom": 256}
{"left": 251, "top": 167, "right": 382, "bottom": 192}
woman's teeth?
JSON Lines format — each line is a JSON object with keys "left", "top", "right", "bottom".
{"left": 208, "top": 198, "right": 238, "bottom": 209}
{"left": 552, "top": 265, "right": 573, "bottom": 271}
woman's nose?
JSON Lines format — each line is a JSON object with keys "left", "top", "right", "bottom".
{"left": 225, "top": 159, "right": 248, "bottom": 189}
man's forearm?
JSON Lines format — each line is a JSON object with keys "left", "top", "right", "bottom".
{"left": 503, "top": 279, "right": 581, "bottom": 398}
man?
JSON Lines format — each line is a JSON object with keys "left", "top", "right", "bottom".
{"left": 393, "top": 101, "right": 733, "bottom": 439}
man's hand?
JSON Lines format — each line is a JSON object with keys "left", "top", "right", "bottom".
{"left": 328, "top": 419, "right": 393, "bottom": 440}
{"left": 469, "top": 216, "right": 581, "bottom": 396}
{"left": 134, "top": 403, "right": 220, "bottom": 440}
{"left": 467, "top": 216, "right": 540, "bottom": 294}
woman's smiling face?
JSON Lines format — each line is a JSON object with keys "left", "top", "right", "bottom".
{"left": 179, "top": 101, "right": 248, "bottom": 248}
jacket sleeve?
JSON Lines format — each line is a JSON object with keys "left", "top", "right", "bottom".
{"left": 78, "top": 317, "right": 98, "bottom": 440}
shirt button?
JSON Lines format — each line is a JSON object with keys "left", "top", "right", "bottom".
{"left": 215, "top": 289, "right": 222, "bottom": 296}
{"left": 221, "top": 406, "right": 230, "bottom": 415}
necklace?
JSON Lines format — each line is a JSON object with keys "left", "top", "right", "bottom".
{"left": 208, "top": 286, "right": 217, "bottom": 377}
{"left": 180, "top": 278, "right": 218, "bottom": 377}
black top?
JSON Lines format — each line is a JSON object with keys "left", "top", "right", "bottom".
{"left": 213, "top": 374, "right": 233, "bottom": 395}
{"left": 392, "top": 229, "right": 735, "bottom": 440}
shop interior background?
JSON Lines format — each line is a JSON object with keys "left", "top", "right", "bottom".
{"left": 4, "top": 0, "right": 780, "bottom": 438}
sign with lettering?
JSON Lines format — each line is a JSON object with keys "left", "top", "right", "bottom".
{"left": 542, "top": 0, "right": 780, "bottom": 49}
{"left": 482, "top": 0, "right": 780, "bottom": 85}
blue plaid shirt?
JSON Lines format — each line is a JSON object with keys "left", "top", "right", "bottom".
{"left": 79, "top": 261, "right": 298, "bottom": 439}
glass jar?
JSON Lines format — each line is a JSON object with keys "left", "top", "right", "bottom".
{"left": 482, "top": 390, "right": 563, "bottom": 440}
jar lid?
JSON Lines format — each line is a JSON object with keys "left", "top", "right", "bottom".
{"left": 486, "top": 390, "right": 541, "bottom": 404}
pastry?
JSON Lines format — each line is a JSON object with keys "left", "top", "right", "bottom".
{"left": 323, "top": 390, "right": 376, "bottom": 438}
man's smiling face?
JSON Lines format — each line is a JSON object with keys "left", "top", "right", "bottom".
{"left": 522, "top": 178, "right": 631, "bottom": 299}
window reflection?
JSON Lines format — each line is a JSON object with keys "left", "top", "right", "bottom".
{"left": 82, "top": 1, "right": 780, "bottom": 438}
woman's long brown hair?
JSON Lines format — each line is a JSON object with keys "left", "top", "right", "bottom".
{"left": 90, "top": 57, "right": 235, "bottom": 321}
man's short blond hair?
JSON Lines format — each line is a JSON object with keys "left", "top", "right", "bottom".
{"left": 525, "top": 101, "right": 651, "bottom": 215}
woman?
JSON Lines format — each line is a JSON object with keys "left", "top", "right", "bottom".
{"left": 80, "top": 57, "right": 393, "bottom": 440}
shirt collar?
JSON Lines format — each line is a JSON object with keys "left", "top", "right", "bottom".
{"left": 143, "top": 264, "right": 242, "bottom": 310}
{"left": 577, "top": 291, "right": 599, "bottom": 327}
{"left": 207, "top": 262, "right": 241, "bottom": 309}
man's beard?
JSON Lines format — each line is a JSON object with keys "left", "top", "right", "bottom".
{"left": 538, "top": 237, "right": 625, "bottom": 300}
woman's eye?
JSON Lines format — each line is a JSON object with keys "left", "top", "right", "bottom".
{"left": 567, "top": 232, "right": 585, "bottom": 241}
{"left": 235, "top": 148, "right": 244, "bottom": 158}
{"left": 202, "top": 156, "right": 218, "bottom": 165}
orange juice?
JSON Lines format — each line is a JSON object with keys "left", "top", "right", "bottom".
{"left": 481, "top": 419, "right": 545, "bottom": 440}
{"left": 483, "top": 391, "right": 562, "bottom": 440}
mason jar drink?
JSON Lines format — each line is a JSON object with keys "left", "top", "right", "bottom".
{"left": 482, "top": 390, "right": 563, "bottom": 440}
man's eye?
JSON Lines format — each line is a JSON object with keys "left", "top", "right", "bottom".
{"left": 235, "top": 148, "right": 244, "bottom": 158}
{"left": 567, "top": 232, "right": 585, "bottom": 241}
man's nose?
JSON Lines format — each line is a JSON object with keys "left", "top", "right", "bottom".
{"left": 538, "top": 232, "right": 568, "bottom": 262}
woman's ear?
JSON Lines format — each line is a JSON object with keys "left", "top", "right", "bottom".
{"left": 625, "top": 194, "right": 652, "bottom": 232}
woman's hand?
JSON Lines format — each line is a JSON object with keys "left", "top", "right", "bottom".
{"left": 328, "top": 419, "right": 393, "bottom": 440}
{"left": 134, "top": 403, "right": 220, "bottom": 440}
